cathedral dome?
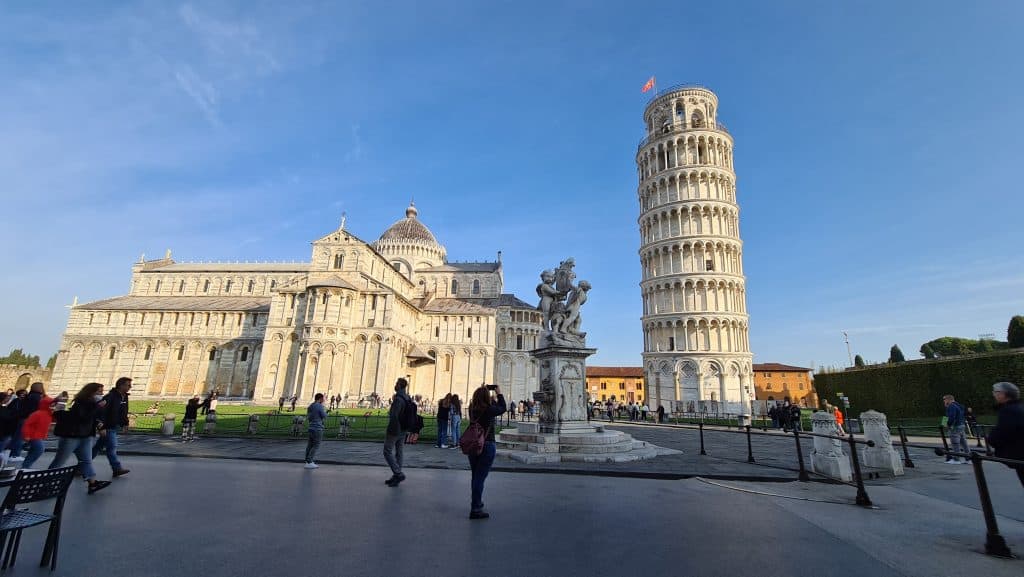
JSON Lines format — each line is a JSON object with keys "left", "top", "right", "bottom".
{"left": 377, "top": 203, "right": 440, "bottom": 247}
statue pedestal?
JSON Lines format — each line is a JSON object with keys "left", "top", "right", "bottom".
{"left": 496, "top": 342, "right": 679, "bottom": 463}
{"left": 858, "top": 410, "right": 905, "bottom": 476}
{"left": 810, "top": 411, "right": 852, "bottom": 482}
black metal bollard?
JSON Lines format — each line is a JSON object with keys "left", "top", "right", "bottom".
{"left": 793, "top": 428, "right": 809, "bottom": 482}
{"left": 699, "top": 422, "right": 707, "bottom": 456}
{"left": 975, "top": 424, "right": 984, "bottom": 448}
{"left": 745, "top": 425, "right": 755, "bottom": 463}
{"left": 938, "top": 426, "right": 950, "bottom": 457}
{"left": 897, "top": 426, "right": 915, "bottom": 468}
{"left": 970, "top": 452, "right": 1013, "bottom": 558}
{"left": 847, "top": 432, "right": 873, "bottom": 508}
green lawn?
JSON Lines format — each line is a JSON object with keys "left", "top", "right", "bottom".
{"left": 125, "top": 401, "right": 487, "bottom": 442}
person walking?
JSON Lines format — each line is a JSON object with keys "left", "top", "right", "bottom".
{"left": 943, "top": 394, "right": 969, "bottom": 464}
{"left": 182, "top": 395, "right": 200, "bottom": 442}
{"left": 833, "top": 405, "right": 845, "bottom": 435}
{"left": 199, "top": 391, "right": 212, "bottom": 415}
{"left": 22, "top": 395, "right": 55, "bottom": 468}
{"left": 304, "top": 393, "right": 327, "bottom": 469}
{"left": 449, "top": 395, "right": 463, "bottom": 450}
{"left": 965, "top": 407, "right": 980, "bottom": 438}
{"left": 436, "top": 395, "right": 451, "bottom": 449}
{"left": 789, "top": 401, "right": 803, "bottom": 433}
{"left": 987, "top": 382, "right": 1024, "bottom": 487}
{"left": 466, "top": 384, "right": 506, "bottom": 519}
{"left": 289, "top": 395, "right": 298, "bottom": 412}
{"left": 93, "top": 376, "right": 132, "bottom": 478}
{"left": 278, "top": 396, "right": 286, "bottom": 412}
{"left": 383, "top": 378, "right": 412, "bottom": 487}
{"left": 208, "top": 392, "right": 219, "bottom": 414}
{"left": 656, "top": 404, "right": 665, "bottom": 424}
{"left": 49, "top": 382, "right": 111, "bottom": 495}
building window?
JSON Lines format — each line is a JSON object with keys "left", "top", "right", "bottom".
{"left": 177, "top": 347, "right": 184, "bottom": 361}
{"left": 668, "top": 336, "right": 675, "bottom": 350}
{"left": 225, "top": 280, "right": 233, "bottom": 293}
{"left": 467, "top": 327, "right": 472, "bottom": 338}
{"left": 434, "top": 326, "right": 440, "bottom": 338}
{"left": 600, "top": 382, "right": 607, "bottom": 390}
{"left": 619, "top": 382, "right": 626, "bottom": 390}
{"left": 88, "top": 314, "right": 94, "bottom": 325}
{"left": 248, "top": 279, "right": 255, "bottom": 293}
{"left": 705, "top": 259, "right": 714, "bottom": 271}
{"left": 472, "top": 280, "right": 480, "bottom": 295}
{"left": 108, "top": 346, "right": 116, "bottom": 360}
{"left": 371, "top": 295, "right": 377, "bottom": 310}
{"left": 155, "top": 279, "right": 162, "bottom": 292}
{"left": 178, "top": 280, "right": 185, "bottom": 293}
{"left": 516, "top": 335, "right": 523, "bottom": 350}
{"left": 334, "top": 254, "right": 344, "bottom": 269}
{"left": 451, "top": 279, "right": 458, "bottom": 294}
{"left": 144, "top": 345, "right": 152, "bottom": 360}
{"left": 444, "top": 355, "right": 452, "bottom": 372}
{"left": 209, "top": 348, "right": 217, "bottom": 361}
{"left": 636, "top": 383, "right": 643, "bottom": 390}
{"left": 322, "top": 293, "right": 329, "bottom": 305}
{"left": 203, "top": 279, "right": 210, "bottom": 293}
{"left": 270, "top": 280, "right": 277, "bottom": 290}
{"left": 240, "top": 347, "right": 249, "bottom": 362}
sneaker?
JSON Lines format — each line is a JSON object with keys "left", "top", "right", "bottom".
{"left": 944, "top": 459, "right": 955, "bottom": 464}
{"left": 113, "top": 468, "right": 130, "bottom": 478}
{"left": 469, "top": 509, "right": 490, "bottom": 520}
{"left": 304, "top": 463, "right": 319, "bottom": 469}
{"left": 385, "top": 473, "right": 406, "bottom": 487}
{"left": 87, "top": 480, "right": 111, "bottom": 495}
{"left": 439, "top": 444, "right": 448, "bottom": 449}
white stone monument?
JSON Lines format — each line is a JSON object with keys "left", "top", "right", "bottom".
{"left": 497, "top": 259, "right": 678, "bottom": 463}
{"left": 810, "top": 410, "right": 852, "bottom": 482}
{"left": 858, "top": 410, "right": 904, "bottom": 476}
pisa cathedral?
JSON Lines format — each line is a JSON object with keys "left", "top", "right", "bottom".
{"left": 51, "top": 203, "right": 543, "bottom": 404}
{"left": 637, "top": 85, "right": 754, "bottom": 415}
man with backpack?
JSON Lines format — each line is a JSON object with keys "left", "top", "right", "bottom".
{"left": 384, "top": 378, "right": 416, "bottom": 487}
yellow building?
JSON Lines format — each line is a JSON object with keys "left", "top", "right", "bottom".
{"left": 753, "top": 363, "right": 817, "bottom": 407}
{"left": 586, "top": 366, "right": 645, "bottom": 404}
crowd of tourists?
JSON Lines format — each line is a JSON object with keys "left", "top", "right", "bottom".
{"left": 0, "top": 377, "right": 133, "bottom": 495}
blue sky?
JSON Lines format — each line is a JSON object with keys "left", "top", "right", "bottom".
{"left": 2, "top": 1, "right": 1022, "bottom": 370}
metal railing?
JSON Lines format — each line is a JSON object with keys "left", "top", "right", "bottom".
{"left": 896, "top": 438, "right": 1023, "bottom": 558}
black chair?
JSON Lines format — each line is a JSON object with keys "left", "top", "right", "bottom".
{"left": 0, "top": 466, "right": 77, "bottom": 571}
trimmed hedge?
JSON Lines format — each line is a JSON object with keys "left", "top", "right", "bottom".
{"left": 813, "top": 350, "right": 1024, "bottom": 418}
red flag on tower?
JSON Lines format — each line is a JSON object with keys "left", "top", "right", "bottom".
{"left": 641, "top": 76, "right": 655, "bottom": 93}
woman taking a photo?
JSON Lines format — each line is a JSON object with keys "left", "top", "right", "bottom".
{"left": 466, "top": 384, "right": 506, "bottom": 519}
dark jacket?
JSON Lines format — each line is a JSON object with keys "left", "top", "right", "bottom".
{"left": 0, "top": 403, "right": 18, "bottom": 438}
{"left": 468, "top": 394, "right": 506, "bottom": 442}
{"left": 987, "top": 400, "right": 1024, "bottom": 468}
{"left": 437, "top": 402, "right": 450, "bottom": 422}
{"left": 19, "top": 391, "right": 43, "bottom": 421}
{"left": 945, "top": 401, "right": 965, "bottom": 428}
{"left": 184, "top": 400, "right": 200, "bottom": 421}
{"left": 99, "top": 390, "right": 130, "bottom": 429}
{"left": 57, "top": 398, "right": 102, "bottom": 438}
{"left": 387, "top": 391, "right": 411, "bottom": 436}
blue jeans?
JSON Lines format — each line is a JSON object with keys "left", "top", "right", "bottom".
{"left": 8, "top": 424, "right": 24, "bottom": 457}
{"left": 437, "top": 419, "right": 449, "bottom": 447}
{"left": 23, "top": 439, "right": 46, "bottom": 469}
{"left": 93, "top": 428, "right": 123, "bottom": 470}
{"left": 450, "top": 416, "right": 462, "bottom": 446}
{"left": 48, "top": 437, "right": 97, "bottom": 480}
{"left": 468, "top": 441, "right": 497, "bottom": 511}
{"left": 305, "top": 429, "right": 323, "bottom": 463}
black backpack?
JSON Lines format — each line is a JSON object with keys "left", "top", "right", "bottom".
{"left": 400, "top": 397, "right": 418, "bottom": 432}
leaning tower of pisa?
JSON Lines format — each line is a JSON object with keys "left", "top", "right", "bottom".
{"left": 636, "top": 85, "right": 753, "bottom": 416}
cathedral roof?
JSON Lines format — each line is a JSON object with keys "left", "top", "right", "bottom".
{"left": 376, "top": 202, "right": 441, "bottom": 247}
{"left": 418, "top": 262, "right": 500, "bottom": 273}
{"left": 416, "top": 298, "right": 495, "bottom": 314}
{"left": 476, "top": 294, "right": 536, "bottom": 309}
{"left": 76, "top": 296, "right": 271, "bottom": 312}
{"left": 306, "top": 276, "right": 360, "bottom": 291}
{"left": 144, "top": 263, "right": 309, "bottom": 273}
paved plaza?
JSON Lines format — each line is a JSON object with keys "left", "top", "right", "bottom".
{"left": 6, "top": 453, "right": 1019, "bottom": 577}
{"left": 2, "top": 423, "right": 1016, "bottom": 577}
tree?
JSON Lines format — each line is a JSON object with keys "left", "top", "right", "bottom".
{"left": 45, "top": 354, "right": 57, "bottom": 370}
{"left": 889, "top": 345, "right": 906, "bottom": 363}
{"left": 854, "top": 354, "right": 865, "bottom": 367}
{"left": 0, "top": 348, "right": 41, "bottom": 367}
{"left": 1009, "top": 315, "right": 1024, "bottom": 348}
{"left": 920, "top": 343, "right": 935, "bottom": 359}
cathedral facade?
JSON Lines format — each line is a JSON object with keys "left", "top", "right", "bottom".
{"left": 51, "top": 204, "right": 543, "bottom": 404}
